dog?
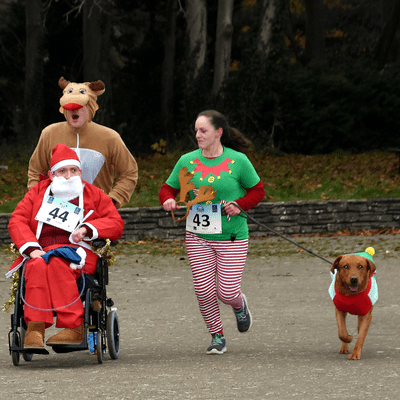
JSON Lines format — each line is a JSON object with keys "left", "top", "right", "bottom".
{"left": 329, "top": 248, "right": 377, "bottom": 360}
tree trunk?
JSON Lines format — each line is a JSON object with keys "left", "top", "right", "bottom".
{"left": 212, "top": 0, "right": 234, "bottom": 97}
{"left": 83, "top": 0, "right": 113, "bottom": 126}
{"left": 303, "top": 0, "right": 326, "bottom": 66}
{"left": 286, "top": 0, "right": 303, "bottom": 63}
{"left": 257, "top": 0, "right": 277, "bottom": 64}
{"left": 24, "top": 0, "right": 45, "bottom": 141}
{"left": 374, "top": 0, "right": 400, "bottom": 67}
{"left": 186, "top": 0, "right": 207, "bottom": 82}
{"left": 161, "top": 0, "right": 178, "bottom": 146}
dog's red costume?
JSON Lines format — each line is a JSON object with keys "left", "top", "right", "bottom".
{"left": 329, "top": 247, "right": 378, "bottom": 316}
{"left": 330, "top": 272, "right": 377, "bottom": 316}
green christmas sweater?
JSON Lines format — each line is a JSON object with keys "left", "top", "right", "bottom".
{"left": 166, "top": 147, "right": 261, "bottom": 241}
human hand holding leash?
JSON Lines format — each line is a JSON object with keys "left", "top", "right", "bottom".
{"left": 222, "top": 201, "right": 241, "bottom": 216}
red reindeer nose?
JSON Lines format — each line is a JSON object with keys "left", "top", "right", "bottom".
{"left": 63, "top": 103, "right": 83, "bottom": 111}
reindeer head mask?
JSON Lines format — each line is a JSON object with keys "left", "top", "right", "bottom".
{"left": 58, "top": 76, "right": 105, "bottom": 122}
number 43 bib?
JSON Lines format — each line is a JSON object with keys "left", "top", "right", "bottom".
{"left": 35, "top": 196, "right": 84, "bottom": 233}
{"left": 186, "top": 204, "right": 222, "bottom": 234}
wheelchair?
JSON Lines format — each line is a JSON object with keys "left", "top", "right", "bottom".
{"left": 8, "top": 239, "right": 120, "bottom": 366}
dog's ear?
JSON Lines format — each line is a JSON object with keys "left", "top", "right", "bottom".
{"left": 331, "top": 256, "right": 342, "bottom": 273}
{"left": 366, "top": 259, "right": 377, "bottom": 274}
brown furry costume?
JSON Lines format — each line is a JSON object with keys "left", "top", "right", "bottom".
{"left": 28, "top": 77, "right": 138, "bottom": 208}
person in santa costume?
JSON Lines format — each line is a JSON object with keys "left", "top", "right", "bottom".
{"left": 27, "top": 77, "right": 138, "bottom": 209}
{"left": 8, "top": 143, "right": 124, "bottom": 349}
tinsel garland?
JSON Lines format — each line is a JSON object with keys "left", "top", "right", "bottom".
{"left": 2, "top": 240, "right": 116, "bottom": 313}
{"left": 91, "top": 238, "right": 116, "bottom": 267}
{"left": 2, "top": 243, "right": 21, "bottom": 313}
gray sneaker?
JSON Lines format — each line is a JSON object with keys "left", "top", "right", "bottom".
{"left": 233, "top": 294, "right": 252, "bottom": 333}
{"left": 206, "top": 333, "right": 227, "bottom": 355}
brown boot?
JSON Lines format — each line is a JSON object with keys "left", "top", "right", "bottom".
{"left": 46, "top": 322, "right": 85, "bottom": 346}
{"left": 93, "top": 300, "right": 101, "bottom": 311}
{"left": 24, "top": 322, "right": 45, "bottom": 349}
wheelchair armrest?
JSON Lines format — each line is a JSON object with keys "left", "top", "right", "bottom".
{"left": 92, "top": 239, "right": 119, "bottom": 248}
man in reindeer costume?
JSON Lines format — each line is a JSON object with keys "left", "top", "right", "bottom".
{"left": 28, "top": 77, "right": 138, "bottom": 209}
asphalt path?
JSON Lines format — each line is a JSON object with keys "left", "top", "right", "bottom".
{"left": 0, "top": 234, "right": 399, "bottom": 400}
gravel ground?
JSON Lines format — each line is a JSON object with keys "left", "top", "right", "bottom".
{"left": 0, "top": 234, "right": 399, "bottom": 400}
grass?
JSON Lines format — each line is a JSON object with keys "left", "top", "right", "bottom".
{"left": 1, "top": 149, "right": 400, "bottom": 213}
{"left": 255, "top": 151, "right": 400, "bottom": 202}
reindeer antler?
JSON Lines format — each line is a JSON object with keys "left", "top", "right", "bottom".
{"left": 58, "top": 76, "right": 71, "bottom": 90}
{"left": 177, "top": 167, "right": 195, "bottom": 203}
{"left": 187, "top": 185, "right": 217, "bottom": 208}
{"left": 171, "top": 167, "right": 217, "bottom": 222}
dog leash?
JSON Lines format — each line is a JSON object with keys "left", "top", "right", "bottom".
{"left": 225, "top": 204, "right": 332, "bottom": 265}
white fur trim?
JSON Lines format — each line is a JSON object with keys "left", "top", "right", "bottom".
{"left": 83, "top": 222, "right": 98, "bottom": 240}
{"left": 20, "top": 242, "right": 42, "bottom": 257}
{"left": 51, "top": 159, "right": 81, "bottom": 172}
{"left": 6, "top": 257, "right": 28, "bottom": 278}
{"left": 70, "top": 247, "right": 87, "bottom": 270}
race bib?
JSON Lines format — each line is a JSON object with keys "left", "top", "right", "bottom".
{"left": 35, "top": 196, "right": 84, "bottom": 233}
{"left": 186, "top": 204, "right": 222, "bottom": 234}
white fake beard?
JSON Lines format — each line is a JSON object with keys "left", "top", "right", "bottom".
{"left": 50, "top": 176, "right": 84, "bottom": 201}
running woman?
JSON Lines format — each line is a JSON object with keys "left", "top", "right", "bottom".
{"left": 159, "top": 110, "right": 265, "bottom": 354}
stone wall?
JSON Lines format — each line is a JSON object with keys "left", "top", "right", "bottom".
{"left": 1, "top": 197, "right": 400, "bottom": 244}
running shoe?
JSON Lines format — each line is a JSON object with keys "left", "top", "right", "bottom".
{"left": 233, "top": 294, "right": 252, "bottom": 333}
{"left": 206, "top": 333, "right": 227, "bottom": 355}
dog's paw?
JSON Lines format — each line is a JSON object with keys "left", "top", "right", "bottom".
{"left": 339, "top": 344, "right": 349, "bottom": 354}
{"left": 339, "top": 334, "right": 353, "bottom": 344}
{"left": 345, "top": 335, "right": 353, "bottom": 343}
{"left": 347, "top": 351, "right": 361, "bottom": 360}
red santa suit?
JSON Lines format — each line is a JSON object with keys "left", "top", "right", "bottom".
{"left": 8, "top": 178, "right": 124, "bottom": 329}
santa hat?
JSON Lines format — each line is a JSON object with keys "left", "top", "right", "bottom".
{"left": 50, "top": 143, "right": 81, "bottom": 172}
{"left": 350, "top": 247, "right": 375, "bottom": 262}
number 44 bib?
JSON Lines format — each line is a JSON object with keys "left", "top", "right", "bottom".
{"left": 35, "top": 196, "right": 84, "bottom": 232}
{"left": 186, "top": 204, "right": 222, "bottom": 234}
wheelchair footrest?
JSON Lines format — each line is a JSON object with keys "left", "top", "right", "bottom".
{"left": 11, "top": 345, "right": 49, "bottom": 355}
{"left": 51, "top": 342, "right": 88, "bottom": 353}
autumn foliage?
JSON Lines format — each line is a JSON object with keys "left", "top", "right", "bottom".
{"left": 1, "top": 150, "right": 399, "bottom": 213}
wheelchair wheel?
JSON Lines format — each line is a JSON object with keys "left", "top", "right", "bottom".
{"left": 107, "top": 311, "right": 120, "bottom": 359}
{"left": 21, "top": 327, "right": 33, "bottom": 362}
{"left": 11, "top": 333, "right": 20, "bottom": 366}
{"left": 96, "top": 330, "right": 103, "bottom": 364}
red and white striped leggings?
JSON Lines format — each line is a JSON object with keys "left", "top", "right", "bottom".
{"left": 185, "top": 231, "right": 249, "bottom": 334}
